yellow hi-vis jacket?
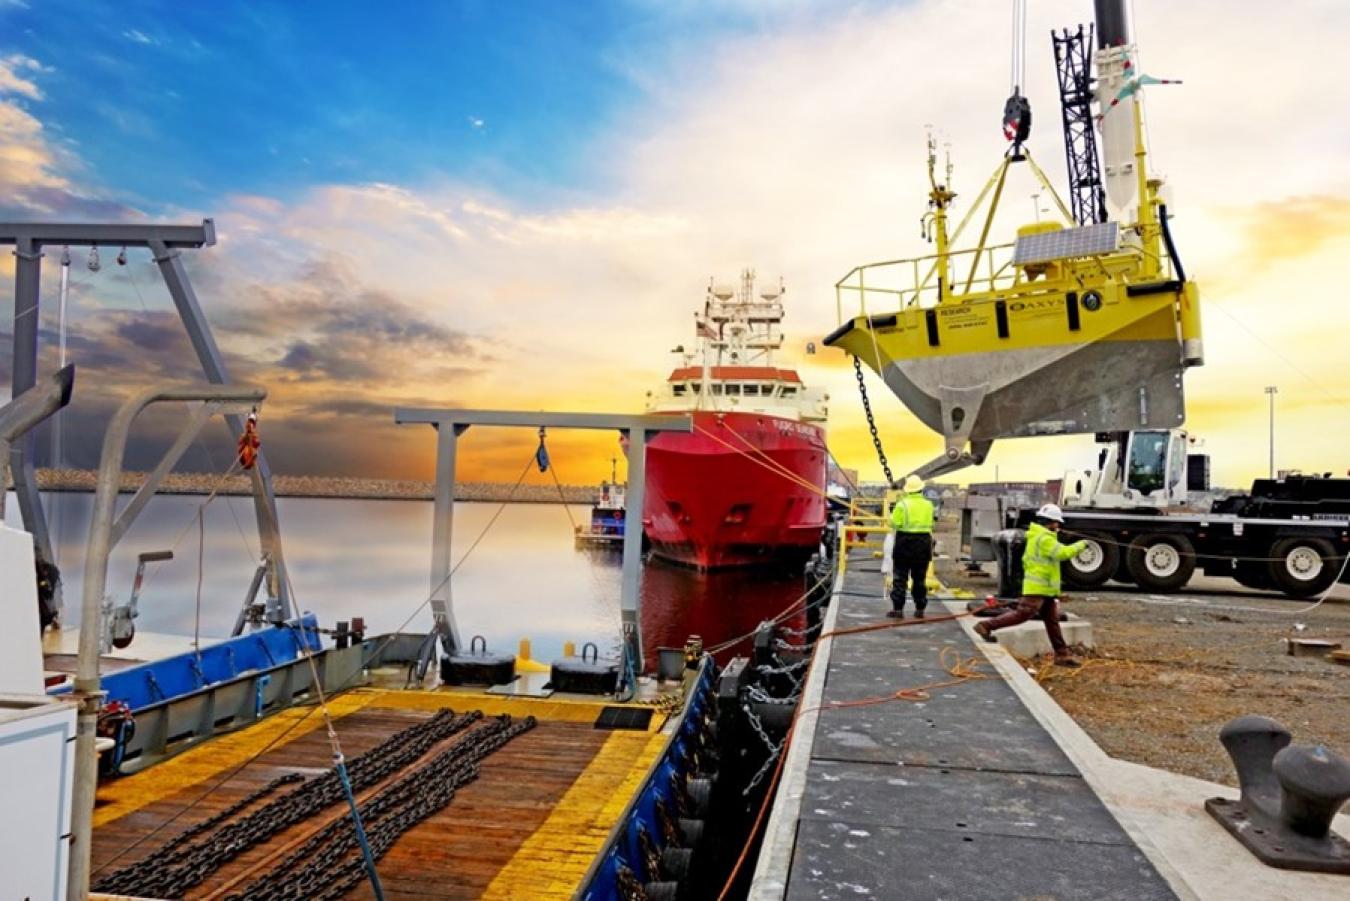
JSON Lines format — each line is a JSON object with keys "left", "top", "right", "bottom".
{"left": 890, "top": 492, "right": 935, "bottom": 534}
{"left": 1022, "top": 521, "right": 1088, "bottom": 597}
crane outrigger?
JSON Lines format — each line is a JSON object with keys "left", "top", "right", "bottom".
{"left": 824, "top": 0, "right": 1202, "bottom": 481}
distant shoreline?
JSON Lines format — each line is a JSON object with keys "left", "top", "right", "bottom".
{"left": 13, "top": 469, "right": 599, "bottom": 504}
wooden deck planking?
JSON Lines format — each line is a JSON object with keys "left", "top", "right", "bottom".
{"left": 91, "top": 695, "right": 630, "bottom": 900}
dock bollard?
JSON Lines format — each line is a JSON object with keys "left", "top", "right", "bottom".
{"left": 1218, "top": 715, "right": 1291, "bottom": 817}
{"left": 1205, "top": 714, "right": 1350, "bottom": 873}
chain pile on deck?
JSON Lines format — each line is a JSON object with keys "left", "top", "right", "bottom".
{"left": 93, "top": 709, "right": 535, "bottom": 898}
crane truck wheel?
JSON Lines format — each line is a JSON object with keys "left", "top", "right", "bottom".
{"left": 1062, "top": 531, "right": 1118, "bottom": 589}
{"left": 1266, "top": 537, "right": 1340, "bottom": 598}
{"left": 1126, "top": 534, "right": 1196, "bottom": 592}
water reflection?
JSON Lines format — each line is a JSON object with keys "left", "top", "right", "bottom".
{"left": 638, "top": 559, "right": 809, "bottom": 670}
{"left": 7, "top": 492, "right": 809, "bottom": 671}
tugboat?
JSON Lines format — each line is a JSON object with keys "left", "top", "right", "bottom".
{"left": 643, "top": 270, "right": 830, "bottom": 570}
{"left": 576, "top": 472, "right": 628, "bottom": 549}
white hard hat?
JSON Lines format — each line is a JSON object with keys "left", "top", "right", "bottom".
{"left": 901, "top": 475, "right": 925, "bottom": 494}
{"left": 1036, "top": 503, "right": 1065, "bottom": 523}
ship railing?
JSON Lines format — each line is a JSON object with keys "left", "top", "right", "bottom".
{"left": 834, "top": 239, "right": 1167, "bottom": 324}
{"left": 837, "top": 503, "right": 889, "bottom": 574}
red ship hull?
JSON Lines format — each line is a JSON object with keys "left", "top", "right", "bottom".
{"left": 642, "top": 410, "right": 828, "bottom": 570}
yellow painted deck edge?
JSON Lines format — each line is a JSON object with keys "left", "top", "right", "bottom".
{"left": 481, "top": 729, "right": 670, "bottom": 900}
{"left": 365, "top": 688, "right": 637, "bottom": 724}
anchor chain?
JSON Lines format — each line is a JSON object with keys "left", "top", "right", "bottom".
{"left": 854, "top": 355, "right": 895, "bottom": 485}
{"left": 232, "top": 714, "right": 537, "bottom": 901}
{"left": 94, "top": 708, "right": 484, "bottom": 897}
{"left": 741, "top": 703, "right": 786, "bottom": 793}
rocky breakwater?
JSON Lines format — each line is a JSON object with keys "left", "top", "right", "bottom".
{"left": 17, "top": 469, "right": 598, "bottom": 504}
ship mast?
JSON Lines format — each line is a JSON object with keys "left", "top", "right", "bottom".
{"left": 925, "top": 136, "right": 956, "bottom": 306}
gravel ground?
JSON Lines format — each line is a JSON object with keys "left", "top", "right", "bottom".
{"left": 932, "top": 515, "right": 1350, "bottom": 787}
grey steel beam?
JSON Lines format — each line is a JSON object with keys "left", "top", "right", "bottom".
{"left": 619, "top": 426, "right": 651, "bottom": 676}
{"left": 396, "top": 409, "right": 689, "bottom": 432}
{"left": 149, "top": 237, "right": 292, "bottom": 622}
{"left": 9, "top": 237, "right": 51, "bottom": 566}
{"left": 2, "top": 220, "right": 278, "bottom": 626}
{"left": 428, "top": 422, "right": 469, "bottom": 654}
{"left": 0, "top": 220, "right": 215, "bottom": 248}
{"left": 394, "top": 408, "right": 691, "bottom": 677}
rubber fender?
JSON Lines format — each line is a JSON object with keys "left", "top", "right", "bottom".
{"left": 661, "top": 847, "right": 694, "bottom": 881}
{"left": 644, "top": 881, "right": 681, "bottom": 901}
{"left": 750, "top": 701, "right": 795, "bottom": 732}
{"left": 686, "top": 777, "right": 714, "bottom": 816}
{"left": 678, "top": 817, "right": 704, "bottom": 848}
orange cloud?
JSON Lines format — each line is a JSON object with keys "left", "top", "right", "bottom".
{"left": 1222, "top": 195, "right": 1350, "bottom": 275}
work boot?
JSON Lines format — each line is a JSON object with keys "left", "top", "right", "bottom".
{"left": 886, "top": 609, "right": 906, "bottom": 619}
{"left": 1053, "top": 653, "right": 1082, "bottom": 668}
{"left": 913, "top": 609, "right": 926, "bottom": 619}
{"left": 973, "top": 622, "right": 996, "bottom": 643}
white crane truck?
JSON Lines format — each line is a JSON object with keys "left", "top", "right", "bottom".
{"left": 990, "top": 429, "right": 1350, "bottom": 599}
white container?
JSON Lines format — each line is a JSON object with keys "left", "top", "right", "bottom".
{"left": 0, "top": 693, "right": 77, "bottom": 900}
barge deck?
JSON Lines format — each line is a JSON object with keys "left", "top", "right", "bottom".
{"left": 90, "top": 687, "right": 670, "bottom": 900}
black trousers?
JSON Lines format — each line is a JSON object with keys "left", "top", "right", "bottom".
{"left": 890, "top": 533, "right": 933, "bottom": 611}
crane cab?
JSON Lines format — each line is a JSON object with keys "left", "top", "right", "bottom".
{"left": 1058, "top": 429, "right": 1203, "bottom": 510}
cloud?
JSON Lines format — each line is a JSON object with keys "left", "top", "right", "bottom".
{"left": 0, "top": 55, "right": 145, "bottom": 219}
{"left": 0, "top": 53, "right": 43, "bottom": 99}
{"left": 3, "top": 0, "right": 1349, "bottom": 488}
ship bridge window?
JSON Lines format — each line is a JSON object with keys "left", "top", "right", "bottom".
{"left": 781, "top": 386, "right": 797, "bottom": 397}
{"left": 690, "top": 383, "right": 701, "bottom": 394}
{"left": 744, "top": 384, "right": 761, "bottom": 396}
{"left": 710, "top": 384, "right": 723, "bottom": 395}
{"left": 672, "top": 384, "right": 687, "bottom": 397}
{"left": 725, "top": 384, "right": 741, "bottom": 396}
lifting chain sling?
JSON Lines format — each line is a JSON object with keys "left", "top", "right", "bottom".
{"left": 853, "top": 356, "right": 895, "bottom": 486}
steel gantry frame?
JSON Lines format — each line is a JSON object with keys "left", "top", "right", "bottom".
{"left": 0, "top": 220, "right": 293, "bottom": 626}
{"left": 395, "top": 408, "right": 692, "bottom": 685}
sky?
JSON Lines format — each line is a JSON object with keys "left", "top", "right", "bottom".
{"left": 1, "top": 0, "right": 1348, "bottom": 490}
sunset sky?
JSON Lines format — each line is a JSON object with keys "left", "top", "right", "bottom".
{"left": 2, "top": 0, "right": 1347, "bottom": 490}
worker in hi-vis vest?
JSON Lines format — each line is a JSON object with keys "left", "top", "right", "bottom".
{"left": 974, "top": 503, "right": 1088, "bottom": 665}
{"left": 888, "top": 475, "right": 935, "bottom": 619}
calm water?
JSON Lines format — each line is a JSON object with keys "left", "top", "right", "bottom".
{"left": 6, "top": 492, "right": 811, "bottom": 670}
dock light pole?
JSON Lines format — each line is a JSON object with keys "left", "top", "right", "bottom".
{"left": 1265, "top": 386, "right": 1278, "bottom": 478}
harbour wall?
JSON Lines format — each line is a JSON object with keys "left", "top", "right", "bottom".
{"left": 9, "top": 469, "right": 598, "bottom": 504}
